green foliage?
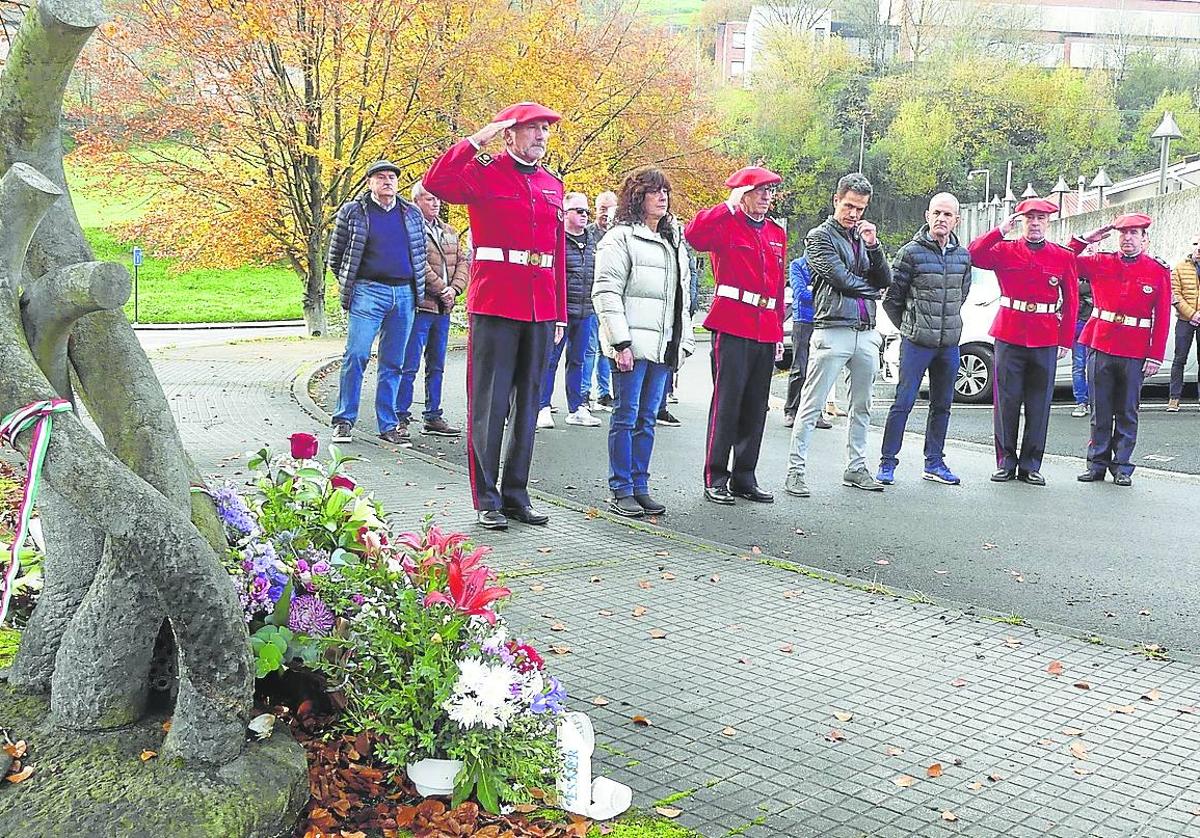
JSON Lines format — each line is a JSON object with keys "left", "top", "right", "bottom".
{"left": 250, "top": 625, "right": 293, "bottom": 678}
{"left": 449, "top": 714, "right": 561, "bottom": 812}
{"left": 871, "top": 100, "right": 958, "bottom": 196}
{"left": 0, "top": 627, "right": 20, "bottom": 668}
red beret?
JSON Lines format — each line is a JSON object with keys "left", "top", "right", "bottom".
{"left": 1014, "top": 198, "right": 1058, "bottom": 215}
{"left": 494, "top": 101, "right": 561, "bottom": 126}
{"left": 1111, "top": 212, "right": 1152, "bottom": 230}
{"left": 725, "top": 166, "right": 782, "bottom": 189}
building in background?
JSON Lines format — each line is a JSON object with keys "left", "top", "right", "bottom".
{"left": 716, "top": 20, "right": 749, "bottom": 82}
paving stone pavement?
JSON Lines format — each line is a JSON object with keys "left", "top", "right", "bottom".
{"left": 151, "top": 337, "right": 1200, "bottom": 838}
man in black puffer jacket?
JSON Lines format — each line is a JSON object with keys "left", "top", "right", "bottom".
{"left": 878, "top": 192, "right": 972, "bottom": 486}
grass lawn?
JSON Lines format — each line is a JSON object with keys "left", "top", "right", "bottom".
{"left": 67, "top": 158, "right": 322, "bottom": 324}
{"left": 0, "top": 628, "right": 18, "bottom": 668}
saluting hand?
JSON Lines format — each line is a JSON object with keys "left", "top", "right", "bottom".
{"left": 857, "top": 220, "right": 879, "bottom": 247}
{"left": 1081, "top": 225, "right": 1113, "bottom": 244}
{"left": 726, "top": 185, "right": 753, "bottom": 211}
{"left": 469, "top": 118, "right": 517, "bottom": 148}
{"left": 999, "top": 212, "right": 1023, "bottom": 237}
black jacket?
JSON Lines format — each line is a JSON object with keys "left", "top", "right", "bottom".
{"left": 806, "top": 216, "right": 891, "bottom": 328}
{"left": 565, "top": 228, "right": 598, "bottom": 319}
{"left": 883, "top": 225, "right": 972, "bottom": 348}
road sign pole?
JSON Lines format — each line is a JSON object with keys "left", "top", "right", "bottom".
{"left": 132, "top": 246, "right": 143, "bottom": 323}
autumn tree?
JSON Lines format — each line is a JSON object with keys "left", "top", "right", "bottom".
{"left": 0, "top": 0, "right": 305, "bottom": 831}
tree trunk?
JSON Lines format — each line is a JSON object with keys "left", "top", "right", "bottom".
{"left": 303, "top": 242, "right": 328, "bottom": 336}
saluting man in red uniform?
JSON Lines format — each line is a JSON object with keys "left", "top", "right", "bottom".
{"left": 685, "top": 166, "right": 787, "bottom": 505}
{"left": 424, "top": 102, "right": 567, "bottom": 530}
{"left": 1069, "top": 213, "right": 1171, "bottom": 486}
{"left": 969, "top": 198, "right": 1079, "bottom": 486}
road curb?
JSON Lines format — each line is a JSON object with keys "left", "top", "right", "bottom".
{"left": 292, "top": 353, "right": 1198, "bottom": 665}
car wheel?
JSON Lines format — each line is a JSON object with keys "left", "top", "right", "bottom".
{"left": 955, "top": 344, "right": 993, "bottom": 404}
{"left": 775, "top": 347, "right": 793, "bottom": 372}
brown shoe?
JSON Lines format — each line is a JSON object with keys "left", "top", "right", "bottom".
{"left": 422, "top": 417, "right": 461, "bottom": 437}
{"left": 379, "top": 425, "right": 414, "bottom": 448}
{"left": 1167, "top": 398, "right": 1180, "bottom": 412}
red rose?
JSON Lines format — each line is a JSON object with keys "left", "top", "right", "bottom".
{"left": 288, "top": 432, "right": 319, "bottom": 459}
{"left": 330, "top": 474, "right": 356, "bottom": 491}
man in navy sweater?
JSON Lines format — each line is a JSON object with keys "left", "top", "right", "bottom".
{"left": 328, "top": 160, "right": 427, "bottom": 446}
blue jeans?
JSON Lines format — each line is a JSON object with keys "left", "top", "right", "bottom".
{"left": 585, "top": 320, "right": 613, "bottom": 398}
{"left": 608, "top": 360, "right": 671, "bottom": 497}
{"left": 1072, "top": 318, "right": 1089, "bottom": 404}
{"left": 396, "top": 310, "right": 450, "bottom": 422}
{"left": 879, "top": 337, "right": 960, "bottom": 470}
{"left": 540, "top": 314, "right": 594, "bottom": 412}
{"left": 333, "top": 281, "right": 415, "bottom": 433}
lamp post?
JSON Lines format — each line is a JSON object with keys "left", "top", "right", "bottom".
{"left": 967, "top": 168, "right": 991, "bottom": 206}
{"left": 990, "top": 194, "right": 1002, "bottom": 230}
{"left": 1151, "top": 110, "right": 1183, "bottom": 196}
{"left": 1051, "top": 175, "right": 1070, "bottom": 218}
{"left": 1021, "top": 183, "right": 1038, "bottom": 199}
{"left": 1091, "top": 168, "right": 1113, "bottom": 211}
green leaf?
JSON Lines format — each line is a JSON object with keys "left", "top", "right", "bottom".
{"left": 255, "top": 642, "right": 283, "bottom": 677}
{"left": 269, "top": 579, "right": 293, "bottom": 627}
{"left": 475, "top": 766, "right": 501, "bottom": 814}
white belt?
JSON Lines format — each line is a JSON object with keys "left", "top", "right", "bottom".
{"left": 716, "top": 284, "right": 776, "bottom": 310}
{"left": 1092, "top": 308, "right": 1152, "bottom": 328}
{"left": 474, "top": 247, "right": 554, "bottom": 268}
{"left": 999, "top": 296, "right": 1056, "bottom": 314}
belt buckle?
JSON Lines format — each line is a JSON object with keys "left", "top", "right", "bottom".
{"left": 1024, "top": 302, "right": 1037, "bottom": 313}
{"left": 757, "top": 296, "right": 770, "bottom": 309}
{"left": 1114, "top": 313, "right": 1126, "bottom": 325}
{"left": 527, "top": 252, "right": 543, "bottom": 267}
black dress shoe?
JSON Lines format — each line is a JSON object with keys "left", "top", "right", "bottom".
{"left": 990, "top": 468, "right": 1016, "bottom": 482}
{"left": 609, "top": 496, "right": 645, "bottom": 518}
{"left": 1017, "top": 470, "right": 1046, "bottom": 486}
{"left": 1077, "top": 470, "right": 1105, "bottom": 482}
{"left": 477, "top": 510, "right": 508, "bottom": 530}
{"left": 1113, "top": 473, "right": 1132, "bottom": 486}
{"left": 633, "top": 493, "right": 666, "bottom": 515}
{"left": 731, "top": 485, "right": 774, "bottom": 503}
{"left": 502, "top": 506, "right": 550, "bottom": 525}
{"left": 704, "top": 486, "right": 735, "bottom": 505}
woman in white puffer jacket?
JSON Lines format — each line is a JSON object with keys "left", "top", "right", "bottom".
{"left": 592, "top": 168, "right": 695, "bottom": 518}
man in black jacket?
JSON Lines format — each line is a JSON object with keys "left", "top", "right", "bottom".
{"left": 877, "top": 192, "right": 972, "bottom": 486}
{"left": 785, "top": 173, "right": 891, "bottom": 497}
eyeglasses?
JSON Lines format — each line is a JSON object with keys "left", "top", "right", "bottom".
{"left": 568, "top": 208, "right": 590, "bottom": 216}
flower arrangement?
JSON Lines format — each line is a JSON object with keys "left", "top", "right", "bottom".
{"left": 212, "top": 437, "right": 566, "bottom": 812}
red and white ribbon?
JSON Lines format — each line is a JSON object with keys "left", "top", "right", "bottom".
{"left": 0, "top": 399, "right": 72, "bottom": 625}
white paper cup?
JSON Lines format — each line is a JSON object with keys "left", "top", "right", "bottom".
{"left": 588, "top": 776, "right": 633, "bottom": 820}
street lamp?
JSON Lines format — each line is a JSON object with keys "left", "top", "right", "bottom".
{"left": 990, "top": 194, "right": 1002, "bottom": 229}
{"left": 1021, "top": 183, "right": 1038, "bottom": 198}
{"left": 1051, "top": 175, "right": 1070, "bottom": 218}
{"left": 1091, "top": 168, "right": 1113, "bottom": 210}
{"left": 967, "top": 168, "right": 991, "bottom": 206}
{"left": 1151, "top": 110, "right": 1183, "bottom": 196}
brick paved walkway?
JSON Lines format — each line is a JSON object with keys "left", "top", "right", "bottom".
{"left": 154, "top": 337, "right": 1200, "bottom": 838}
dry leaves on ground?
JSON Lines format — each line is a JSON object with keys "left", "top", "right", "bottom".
{"left": 926, "top": 763, "right": 943, "bottom": 778}
{"left": 884, "top": 746, "right": 904, "bottom": 757}
{"left": 648, "top": 629, "right": 667, "bottom": 639}
{"left": 1069, "top": 741, "right": 1088, "bottom": 760}
{"left": 1046, "top": 661, "right": 1064, "bottom": 676}
{"left": 632, "top": 605, "right": 648, "bottom": 617}
{"left": 825, "top": 729, "right": 845, "bottom": 743}
{"left": 655, "top": 807, "right": 682, "bottom": 819}
{"left": 950, "top": 678, "right": 967, "bottom": 688}
{"left": 833, "top": 711, "right": 853, "bottom": 722}
{"left": 631, "top": 715, "right": 652, "bottom": 726}
{"left": 1142, "top": 688, "right": 1162, "bottom": 702}
{"left": 721, "top": 727, "right": 737, "bottom": 737}
{"left": 893, "top": 775, "right": 917, "bottom": 788}
{"left": 637, "top": 580, "right": 653, "bottom": 590}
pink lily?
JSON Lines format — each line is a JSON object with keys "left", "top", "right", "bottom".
{"left": 423, "top": 557, "right": 510, "bottom": 624}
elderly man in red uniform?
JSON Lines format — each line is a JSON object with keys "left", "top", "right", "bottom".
{"left": 685, "top": 166, "right": 787, "bottom": 505}
{"left": 424, "top": 102, "right": 567, "bottom": 530}
{"left": 969, "top": 199, "right": 1079, "bottom": 486}
{"left": 1069, "top": 213, "right": 1171, "bottom": 486}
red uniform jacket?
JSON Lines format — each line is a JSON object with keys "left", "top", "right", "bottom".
{"left": 968, "top": 228, "right": 1079, "bottom": 349}
{"left": 424, "top": 140, "right": 567, "bottom": 323}
{"left": 685, "top": 203, "right": 787, "bottom": 343}
{"left": 1069, "top": 239, "right": 1171, "bottom": 362}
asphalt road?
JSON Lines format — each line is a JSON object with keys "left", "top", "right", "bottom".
{"left": 316, "top": 342, "right": 1200, "bottom": 656}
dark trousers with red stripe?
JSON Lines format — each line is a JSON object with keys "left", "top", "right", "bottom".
{"left": 705, "top": 332, "right": 775, "bottom": 491}
{"left": 467, "top": 314, "right": 553, "bottom": 511}
{"left": 1086, "top": 348, "right": 1144, "bottom": 477}
{"left": 993, "top": 340, "right": 1056, "bottom": 473}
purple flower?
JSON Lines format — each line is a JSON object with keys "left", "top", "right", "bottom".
{"left": 312, "top": 560, "right": 331, "bottom": 576}
{"left": 531, "top": 677, "right": 567, "bottom": 715}
{"left": 288, "top": 595, "right": 335, "bottom": 636}
{"left": 296, "top": 559, "right": 310, "bottom": 573}
{"left": 210, "top": 486, "right": 256, "bottom": 536}
{"left": 351, "top": 593, "right": 365, "bottom": 605}
{"left": 250, "top": 574, "right": 271, "bottom": 603}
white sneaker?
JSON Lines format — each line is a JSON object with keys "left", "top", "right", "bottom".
{"left": 536, "top": 406, "right": 555, "bottom": 429}
{"left": 566, "top": 407, "right": 602, "bottom": 427}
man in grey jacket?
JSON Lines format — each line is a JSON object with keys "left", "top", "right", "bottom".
{"left": 877, "top": 192, "right": 971, "bottom": 486}
{"left": 785, "top": 173, "right": 891, "bottom": 497}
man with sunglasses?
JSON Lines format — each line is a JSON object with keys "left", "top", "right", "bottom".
{"left": 686, "top": 166, "right": 787, "bottom": 505}
{"left": 538, "top": 192, "right": 602, "bottom": 429}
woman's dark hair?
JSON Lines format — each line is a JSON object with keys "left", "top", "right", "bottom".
{"left": 615, "top": 167, "right": 675, "bottom": 242}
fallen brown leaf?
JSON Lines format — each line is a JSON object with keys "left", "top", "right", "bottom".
{"left": 4, "top": 766, "right": 33, "bottom": 784}
{"left": 783, "top": 590, "right": 803, "bottom": 598}
{"left": 637, "top": 580, "right": 653, "bottom": 590}
{"left": 2, "top": 741, "right": 26, "bottom": 759}
{"left": 1047, "top": 661, "right": 1064, "bottom": 676}
{"left": 941, "top": 811, "right": 958, "bottom": 822}
{"left": 874, "top": 559, "right": 890, "bottom": 565}
{"left": 833, "top": 710, "right": 853, "bottom": 722}
{"left": 721, "top": 727, "right": 736, "bottom": 737}
{"left": 736, "top": 656, "right": 751, "bottom": 664}
{"left": 893, "top": 775, "right": 917, "bottom": 788}
{"left": 632, "top": 605, "right": 648, "bottom": 617}
{"left": 590, "top": 575, "right": 603, "bottom": 583}
{"left": 648, "top": 628, "right": 667, "bottom": 639}
{"left": 655, "top": 550, "right": 670, "bottom": 557}
{"left": 1107, "top": 704, "right": 1136, "bottom": 714}
{"left": 598, "top": 609, "right": 613, "bottom": 617}
{"left": 1004, "top": 637, "right": 1021, "bottom": 648}
{"left": 1062, "top": 727, "right": 1086, "bottom": 736}
{"left": 709, "top": 574, "right": 721, "bottom": 583}
{"left": 968, "top": 781, "right": 984, "bottom": 791}
{"left": 751, "top": 546, "right": 763, "bottom": 554}
{"left": 926, "top": 763, "right": 943, "bottom": 778}
{"left": 655, "top": 807, "right": 682, "bottom": 819}
{"left": 1069, "top": 741, "right": 1088, "bottom": 760}
{"left": 550, "top": 621, "right": 567, "bottom": 632}
{"left": 585, "top": 506, "right": 600, "bottom": 519}
{"left": 1142, "top": 688, "right": 1162, "bottom": 702}
{"left": 139, "top": 749, "right": 157, "bottom": 762}
{"left": 779, "top": 643, "right": 794, "bottom": 654}
{"left": 1074, "top": 682, "right": 1091, "bottom": 690}
{"left": 661, "top": 572, "right": 677, "bottom": 581}
{"left": 950, "top": 678, "right": 967, "bottom": 688}
{"left": 161, "top": 721, "right": 171, "bottom": 733}
{"left": 1073, "top": 765, "right": 1092, "bottom": 776}
{"left": 631, "top": 715, "right": 651, "bottom": 726}
{"left": 825, "top": 729, "right": 845, "bottom": 743}
{"left": 884, "top": 746, "right": 904, "bottom": 756}
{"left": 550, "top": 644, "right": 572, "bottom": 655}
{"left": 1038, "top": 738, "right": 1055, "bottom": 747}
{"left": 591, "top": 696, "right": 610, "bottom": 706}
{"left": 987, "top": 773, "right": 1004, "bottom": 783}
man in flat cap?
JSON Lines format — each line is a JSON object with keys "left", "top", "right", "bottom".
{"left": 424, "top": 102, "right": 567, "bottom": 530}
{"left": 784, "top": 173, "right": 892, "bottom": 498}
{"left": 969, "top": 198, "right": 1078, "bottom": 485}
{"left": 329, "top": 160, "right": 427, "bottom": 447}
{"left": 1069, "top": 213, "right": 1171, "bottom": 486}
{"left": 686, "top": 165, "right": 787, "bottom": 505}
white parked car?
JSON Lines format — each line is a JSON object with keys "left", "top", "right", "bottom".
{"left": 875, "top": 268, "right": 1197, "bottom": 404}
